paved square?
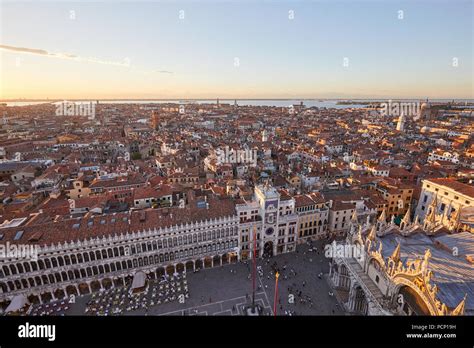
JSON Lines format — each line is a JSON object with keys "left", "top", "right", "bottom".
{"left": 53, "top": 241, "right": 344, "bottom": 316}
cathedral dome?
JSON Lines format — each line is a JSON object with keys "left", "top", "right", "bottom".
{"left": 421, "top": 102, "right": 431, "bottom": 110}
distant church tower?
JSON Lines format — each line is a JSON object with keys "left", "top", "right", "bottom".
{"left": 396, "top": 113, "right": 405, "bottom": 131}
{"left": 419, "top": 98, "right": 432, "bottom": 120}
{"left": 150, "top": 111, "right": 159, "bottom": 130}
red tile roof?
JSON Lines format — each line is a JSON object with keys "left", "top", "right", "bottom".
{"left": 426, "top": 178, "right": 474, "bottom": 199}
{"left": 0, "top": 197, "right": 236, "bottom": 247}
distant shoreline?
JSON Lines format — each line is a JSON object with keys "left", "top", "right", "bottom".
{"left": 1, "top": 98, "right": 474, "bottom": 102}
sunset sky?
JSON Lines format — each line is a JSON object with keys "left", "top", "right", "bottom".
{"left": 0, "top": 0, "right": 472, "bottom": 100}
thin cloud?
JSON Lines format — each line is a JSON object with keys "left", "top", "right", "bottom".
{"left": 0, "top": 44, "right": 173, "bottom": 73}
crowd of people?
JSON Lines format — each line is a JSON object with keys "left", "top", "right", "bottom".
{"left": 241, "top": 240, "right": 341, "bottom": 316}
{"left": 85, "top": 273, "right": 189, "bottom": 316}
{"left": 30, "top": 299, "right": 70, "bottom": 316}
{"left": 24, "top": 239, "right": 340, "bottom": 317}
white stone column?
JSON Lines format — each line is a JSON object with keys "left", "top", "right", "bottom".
{"left": 333, "top": 269, "right": 340, "bottom": 287}
{"left": 347, "top": 284, "right": 356, "bottom": 312}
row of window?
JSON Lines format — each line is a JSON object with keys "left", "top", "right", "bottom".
{"left": 300, "top": 220, "right": 327, "bottom": 228}
{"left": 1, "top": 242, "right": 239, "bottom": 293}
{"left": 423, "top": 191, "right": 470, "bottom": 205}
{"left": 1, "top": 239, "right": 239, "bottom": 280}
{"left": 1, "top": 228, "right": 238, "bottom": 277}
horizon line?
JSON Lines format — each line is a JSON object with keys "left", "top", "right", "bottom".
{"left": 2, "top": 97, "right": 474, "bottom": 102}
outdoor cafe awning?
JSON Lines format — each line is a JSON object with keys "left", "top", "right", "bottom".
{"left": 5, "top": 294, "right": 28, "bottom": 313}
{"left": 131, "top": 271, "right": 146, "bottom": 290}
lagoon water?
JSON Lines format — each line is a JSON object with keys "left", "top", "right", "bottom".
{"left": 4, "top": 99, "right": 474, "bottom": 108}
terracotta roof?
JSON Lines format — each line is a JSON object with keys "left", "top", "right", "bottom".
{"left": 331, "top": 200, "right": 356, "bottom": 211}
{"left": 294, "top": 194, "right": 315, "bottom": 207}
{"left": 294, "top": 192, "right": 326, "bottom": 207}
{"left": 73, "top": 196, "right": 109, "bottom": 209}
{"left": 426, "top": 178, "right": 474, "bottom": 199}
{"left": 133, "top": 186, "right": 159, "bottom": 200}
{"left": 0, "top": 197, "right": 236, "bottom": 247}
{"left": 90, "top": 174, "right": 146, "bottom": 189}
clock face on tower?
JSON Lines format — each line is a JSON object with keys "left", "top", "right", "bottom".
{"left": 265, "top": 227, "right": 274, "bottom": 236}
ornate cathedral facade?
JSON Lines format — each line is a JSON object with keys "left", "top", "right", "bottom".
{"left": 328, "top": 204, "right": 472, "bottom": 316}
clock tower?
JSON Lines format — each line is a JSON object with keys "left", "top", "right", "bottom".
{"left": 255, "top": 183, "right": 280, "bottom": 257}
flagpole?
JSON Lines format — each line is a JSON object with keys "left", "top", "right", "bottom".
{"left": 273, "top": 271, "right": 279, "bottom": 316}
{"left": 252, "top": 224, "right": 257, "bottom": 307}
